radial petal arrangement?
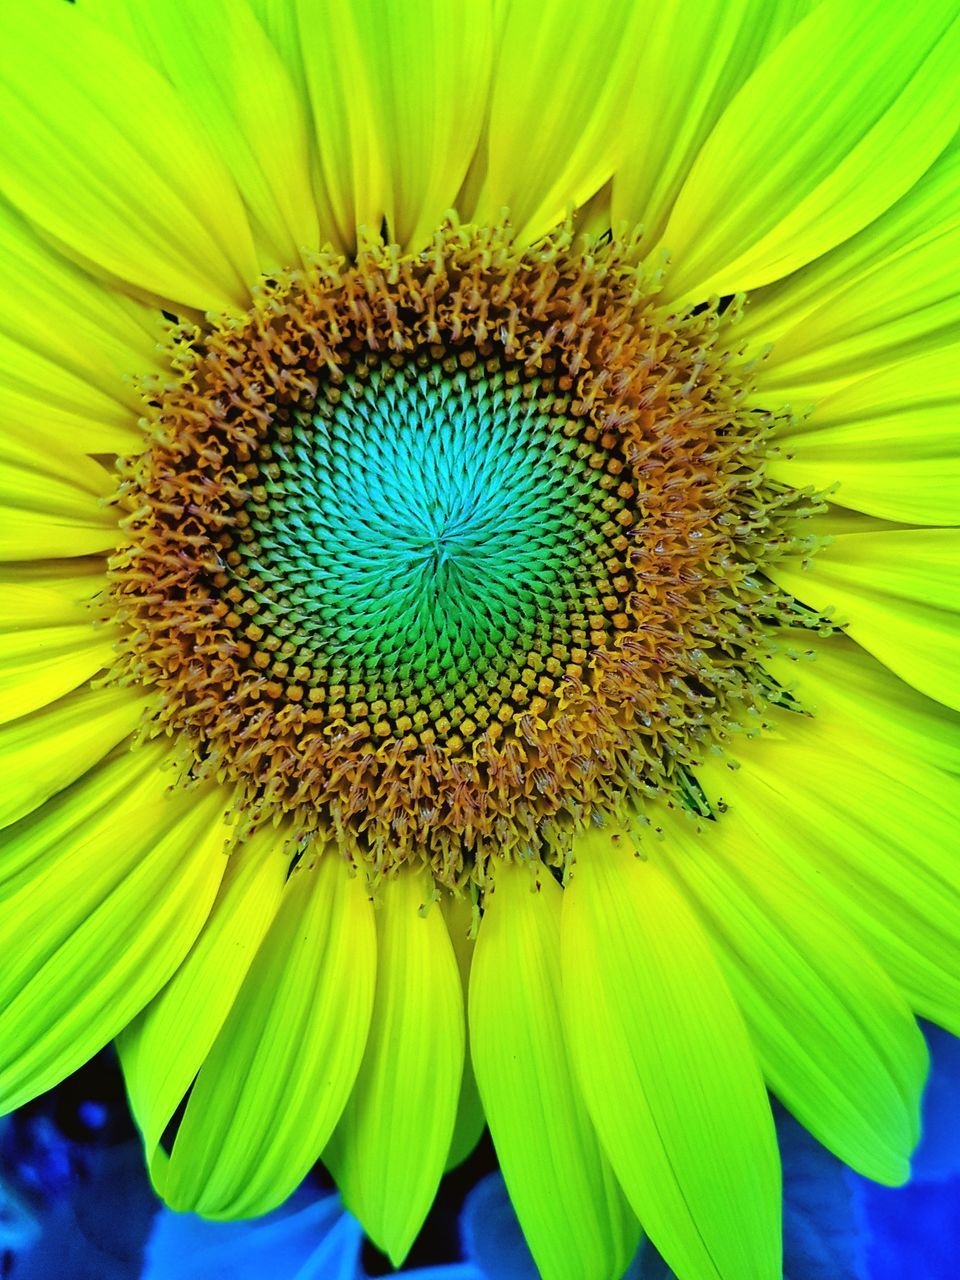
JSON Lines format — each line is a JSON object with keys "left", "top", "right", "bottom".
{"left": 0, "top": 3, "right": 958, "bottom": 1279}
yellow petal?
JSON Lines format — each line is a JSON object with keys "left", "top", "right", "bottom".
{"left": 441, "top": 890, "right": 486, "bottom": 1172}
{"left": 0, "top": 579, "right": 115, "bottom": 724}
{"left": 0, "top": 735, "right": 166, "bottom": 894}
{"left": 772, "top": 529, "right": 960, "bottom": 710}
{"left": 768, "top": 632, "right": 960, "bottom": 774}
{"left": 471, "top": 860, "right": 640, "bottom": 1280}
{"left": 654, "top": 1, "right": 960, "bottom": 304}
{"left": 0, "top": 757, "right": 230, "bottom": 1111}
{"left": 247, "top": 0, "right": 306, "bottom": 91}
{"left": 161, "top": 853, "right": 376, "bottom": 1218}
{"left": 0, "top": 201, "right": 161, "bottom": 454}
{"left": 611, "top": 0, "right": 814, "bottom": 248}
{"left": 245, "top": 0, "right": 345, "bottom": 250}
{"left": 0, "top": 339, "right": 141, "bottom": 460}
{"left": 715, "top": 711, "right": 960, "bottom": 1038}
{"left": 744, "top": 133, "right": 960, "bottom": 404}
{"left": 88, "top": 0, "right": 319, "bottom": 273}
{"left": 119, "top": 823, "right": 287, "bottom": 1172}
{"left": 326, "top": 870, "right": 464, "bottom": 1264}
{"left": 0, "top": 441, "right": 117, "bottom": 560}
{"left": 0, "top": 556, "right": 105, "bottom": 595}
{"left": 0, "top": 0, "right": 258, "bottom": 312}
{"left": 469, "top": 0, "right": 647, "bottom": 245}
{"left": 563, "top": 831, "right": 781, "bottom": 1280}
{"left": 296, "top": 0, "right": 493, "bottom": 253}
{"left": 767, "top": 351, "right": 960, "bottom": 525}
{"left": 0, "top": 684, "right": 146, "bottom": 832}
{"left": 657, "top": 800, "right": 927, "bottom": 1184}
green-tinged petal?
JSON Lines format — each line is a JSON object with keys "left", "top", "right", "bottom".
{"left": 0, "top": 201, "right": 161, "bottom": 454}
{"left": 573, "top": 181, "right": 613, "bottom": 241}
{"left": 0, "top": 0, "right": 258, "bottom": 312}
{"left": 326, "top": 870, "right": 464, "bottom": 1264}
{"left": 743, "top": 134, "right": 960, "bottom": 403}
{"left": 0, "top": 684, "right": 146, "bottom": 832}
{"left": 715, "top": 712, "right": 960, "bottom": 1037}
{"left": 0, "top": 581, "right": 115, "bottom": 724}
{"left": 0, "top": 557, "right": 105, "bottom": 594}
{"left": 611, "top": 0, "right": 814, "bottom": 249}
{"left": 469, "top": 0, "right": 646, "bottom": 245}
{"left": 161, "top": 854, "right": 376, "bottom": 1218}
{"left": 470, "top": 860, "right": 639, "bottom": 1280}
{"left": 118, "top": 824, "right": 287, "bottom": 1172}
{"left": 563, "top": 832, "right": 781, "bottom": 1280}
{"left": 244, "top": 0, "right": 344, "bottom": 250}
{"left": 441, "top": 891, "right": 486, "bottom": 1172}
{"left": 771, "top": 529, "right": 960, "bottom": 710}
{"left": 770, "top": 631, "right": 960, "bottom": 774}
{"left": 767, "top": 351, "right": 959, "bottom": 524}
{"left": 0, "top": 340, "right": 141, "bottom": 460}
{"left": 363, "top": 0, "right": 492, "bottom": 254}
{"left": 246, "top": 0, "right": 304, "bottom": 87}
{"left": 654, "top": 1, "right": 960, "bottom": 304}
{"left": 296, "top": 0, "right": 492, "bottom": 253}
{"left": 803, "top": 506, "right": 909, "bottom": 538}
{"left": 741, "top": 132, "right": 960, "bottom": 348}
{"left": 89, "top": 0, "right": 318, "bottom": 273}
{"left": 0, "top": 737, "right": 165, "bottom": 895}
{"left": 0, "top": 764, "right": 230, "bottom": 1111}
{"left": 656, "top": 802, "right": 927, "bottom": 1185}
{"left": 0, "top": 442, "right": 117, "bottom": 560}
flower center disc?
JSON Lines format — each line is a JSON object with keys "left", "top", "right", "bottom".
{"left": 242, "top": 358, "right": 626, "bottom": 714}
{"left": 110, "top": 222, "right": 817, "bottom": 887}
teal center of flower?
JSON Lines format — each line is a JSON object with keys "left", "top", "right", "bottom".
{"left": 232, "top": 356, "right": 626, "bottom": 701}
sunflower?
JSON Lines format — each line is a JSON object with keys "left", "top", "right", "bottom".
{"left": 1, "top": 1, "right": 958, "bottom": 1277}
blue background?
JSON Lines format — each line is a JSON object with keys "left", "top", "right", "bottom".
{"left": 2, "top": 1023, "right": 958, "bottom": 1279}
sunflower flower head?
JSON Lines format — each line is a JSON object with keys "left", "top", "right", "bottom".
{"left": 1, "top": 2, "right": 959, "bottom": 1280}
{"left": 108, "top": 220, "right": 823, "bottom": 888}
